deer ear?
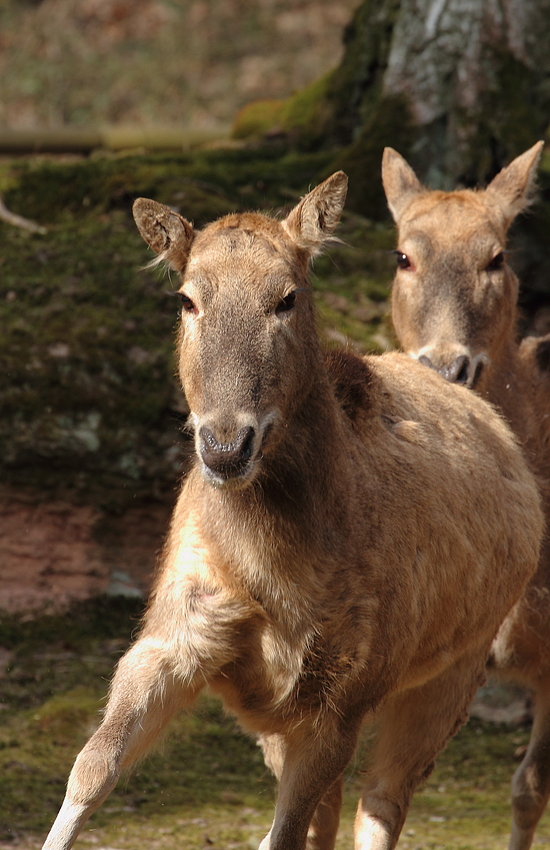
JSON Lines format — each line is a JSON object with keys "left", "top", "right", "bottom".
{"left": 133, "top": 198, "right": 195, "bottom": 271}
{"left": 486, "top": 141, "right": 544, "bottom": 228}
{"left": 382, "top": 147, "right": 425, "bottom": 222}
{"left": 282, "top": 171, "right": 348, "bottom": 256}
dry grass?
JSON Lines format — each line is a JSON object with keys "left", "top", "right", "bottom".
{"left": 0, "top": 0, "right": 358, "bottom": 131}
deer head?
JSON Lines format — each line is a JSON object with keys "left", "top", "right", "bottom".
{"left": 133, "top": 172, "right": 348, "bottom": 488}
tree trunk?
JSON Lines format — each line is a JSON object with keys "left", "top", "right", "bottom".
{"left": 309, "top": 0, "right": 550, "bottom": 216}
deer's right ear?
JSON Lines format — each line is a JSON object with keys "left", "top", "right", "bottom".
{"left": 382, "top": 148, "right": 425, "bottom": 222}
{"left": 133, "top": 199, "right": 195, "bottom": 271}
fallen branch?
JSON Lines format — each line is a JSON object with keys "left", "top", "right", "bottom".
{"left": 0, "top": 195, "right": 47, "bottom": 234}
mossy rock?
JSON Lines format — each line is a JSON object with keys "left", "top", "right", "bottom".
{"left": 232, "top": 100, "right": 287, "bottom": 141}
{"left": 0, "top": 148, "right": 396, "bottom": 505}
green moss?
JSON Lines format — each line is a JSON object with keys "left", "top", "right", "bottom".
{"left": 0, "top": 210, "right": 182, "bottom": 502}
{"left": 329, "top": 94, "right": 415, "bottom": 218}
{"left": 0, "top": 147, "right": 399, "bottom": 504}
{"left": 3, "top": 147, "right": 338, "bottom": 226}
{"left": 31, "top": 687, "right": 101, "bottom": 738}
{"left": 232, "top": 75, "right": 335, "bottom": 147}
{"left": 232, "top": 99, "right": 286, "bottom": 140}
{"left": 308, "top": 213, "right": 396, "bottom": 351}
{"left": 280, "top": 71, "right": 335, "bottom": 148}
{"left": 314, "top": 0, "right": 402, "bottom": 148}
{"left": 0, "top": 147, "right": 343, "bottom": 504}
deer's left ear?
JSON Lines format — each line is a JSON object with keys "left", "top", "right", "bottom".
{"left": 282, "top": 171, "right": 348, "bottom": 256}
{"left": 486, "top": 141, "right": 544, "bottom": 228}
{"left": 133, "top": 198, "right": 195, "bottom": 271}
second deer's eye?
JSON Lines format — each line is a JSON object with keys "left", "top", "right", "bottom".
{"left": 275, "top": 291, "right": 296, "bottom": 315}
{"left": 178, "top": 293, "right": 196, "bottom": 313}
{"left": 487, "top": 252, "right": 505, "bottom": 272}
{"left": 395, "top": 251, "right": 412, "bottom": 270}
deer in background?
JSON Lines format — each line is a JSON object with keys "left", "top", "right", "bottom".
{"left": 382, "top": 140, "right": 550, "bottom": 850}
{"left": 41, "top": 173, "right": 542, "bottom": 850}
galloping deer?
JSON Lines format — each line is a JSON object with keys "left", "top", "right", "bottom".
{"left": 382, "top": 141, "right": 550, "bottom": 850}
{"left": 41, "top": 173, "right": 542, "bottom": 850}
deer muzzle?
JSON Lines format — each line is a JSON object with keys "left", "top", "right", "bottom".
{"left": 415, "top": 350, "right": 490, "bottom": 389}
{"left": 199, "top": 424, "right": 257, "bottom": 485}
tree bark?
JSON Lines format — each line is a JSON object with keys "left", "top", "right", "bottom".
{"left": 310, "top": 0, "right": 550, "bottom": 215}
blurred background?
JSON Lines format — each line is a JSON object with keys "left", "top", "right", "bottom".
{"left": 1, "top": 2, "right": 550, "bottom": 846}
{"left": 0, "top": 0, "right": 355, "bottom": 130}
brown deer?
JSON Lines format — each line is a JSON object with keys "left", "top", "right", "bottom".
{"left": 41, "top": 173, "right": 542, "bottom": 850}
{"left": 382, "top": 141, "right": 550, "bottom": 850}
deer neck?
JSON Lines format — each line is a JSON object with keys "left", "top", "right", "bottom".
{"left": 479, "top": 330, "right": 526, "bottom": 437}
{"left": 193, "top": 369, "right": 351, "bottom": 606}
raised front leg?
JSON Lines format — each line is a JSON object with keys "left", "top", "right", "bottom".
{"left": 258, "top": 714, "right": 362, "bottom": 850}
{"left": 42, "top": 564, "right": 255, "bottom": 850}
{"left": 355, "top": 652, "right": 486, "bottom": 850}
{"left": 42, "top": 636, "right": 203, "bottom": 850}
{"left": 259, "top": 733, "right": 343, "bottom": 850}
{"left": 509, "top": 685, "right": 550, "bottom": 850}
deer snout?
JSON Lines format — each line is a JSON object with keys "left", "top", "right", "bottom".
{"left": 415, "top": 351, "right": 489, "bottom": 389}
{"left": 418, "top": 353, "right": 470, "bottom": 384}
{"left": 199, "top": 424, "right": 257, "bottom": 484}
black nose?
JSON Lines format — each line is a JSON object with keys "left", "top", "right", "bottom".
{"left": 418, "top": 354, "right": 470, "bottom": 384}
{"left": 199, "top": 425, "right": 256, "bottom": 479}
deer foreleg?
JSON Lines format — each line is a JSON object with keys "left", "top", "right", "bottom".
{"left": 259, "top": 732, "right": 343, "bottom": 850}
{"left": 509, "top": 685, "right": 550, "bottom": 850}
{"left": 258, "top": 715, "right": 361, "bottom": 850}
{"left": 42, "top": 636, "right": 202, "bottom": 850}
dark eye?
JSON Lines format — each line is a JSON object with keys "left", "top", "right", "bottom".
{"left": 394, "top": 251, "right": 412, "bottom": 270}
{"left": 486, "top": 252, "right": 505, "bottom": 272}
{"left": 275, "top": 291, "right": 296, "bottom": 315}
{"left": 178, "top": 292, "right": 196, "bottom": 313}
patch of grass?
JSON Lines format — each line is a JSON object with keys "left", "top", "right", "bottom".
{"left": 2, "top": 600, "right": 550, "bottom": 848}
{"left": 0, "top": 598, "right": 275, "bottom": 841}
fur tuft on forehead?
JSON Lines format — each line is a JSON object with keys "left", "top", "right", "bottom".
{"left": 199, "top": 212, "right": 290, "bottom": 247}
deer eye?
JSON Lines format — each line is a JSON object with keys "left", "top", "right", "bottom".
{"left": 178, "top": 293, "right": 196, "bottom": 313}
{"left": 487, "top": 252, "right": 505, "bottom": 272}
{"left": 394, "top": 251, "right": 412, "bottom": 270}
{"left": 275, "top": 291, "right": 296, "bottom": 315}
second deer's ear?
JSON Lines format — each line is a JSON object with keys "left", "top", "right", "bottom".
{"left": 282, "top": 171, "right": 348, "bottom": 256}
{"left": 133, "top": 198, "right": 195, "bottom": 271}
{"left": 382, "top": 148, "right": 425, "bottom": 222}
{"left": 486, "top": 141, "right": 544, "bottom": 229}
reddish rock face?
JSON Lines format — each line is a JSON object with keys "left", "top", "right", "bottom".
{"left": 0, "top": 493, "right": 171, "bottom": 612}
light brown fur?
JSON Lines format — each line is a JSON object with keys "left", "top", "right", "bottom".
{"left": 383, "top": 141, "right": 550, "bottom": 850}
{"left": 41, "top": 173, "right": 542, "bottom": 850}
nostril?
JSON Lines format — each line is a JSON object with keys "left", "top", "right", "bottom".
{"left": 418, "top": 354, "right": 434, "bottom": 370}
{"left": 454, "top": 357, "right": 470, "bottom": 385}
{"left": 238, "top": 426, "right": 255, "bottom": 461}
{"left": 436, "top": 355, "right": 469, "bottom": 384}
